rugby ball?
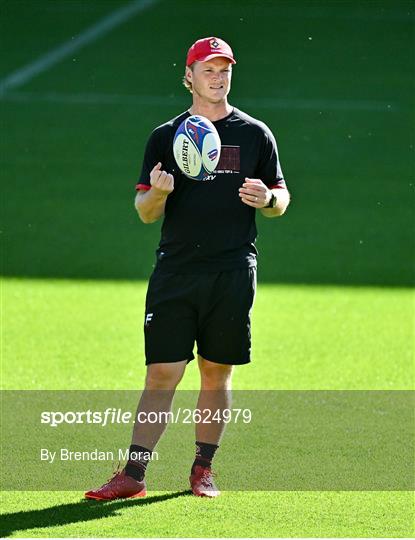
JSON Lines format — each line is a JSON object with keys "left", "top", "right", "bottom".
{"left": 173, "top": 115, "right": 221, "bottom": 181}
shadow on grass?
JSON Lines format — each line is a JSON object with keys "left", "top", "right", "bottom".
{"left": 0, "top": 490, "right": 191, "bottom": 537}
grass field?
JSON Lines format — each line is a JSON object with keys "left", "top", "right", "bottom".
{"left": 1, "top": 279, "right": 413, "bottom": 537}
{"left": 1, "top": 0, "right": 414, "bottom": 537}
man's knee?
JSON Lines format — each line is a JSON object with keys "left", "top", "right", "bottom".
{"left": 198, "top": 356, "right": 233, "bottom": 389}
{"left": 145, "top": 361, "right": 186, "bottom": 390}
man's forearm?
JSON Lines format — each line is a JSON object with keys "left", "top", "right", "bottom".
{"left": 134, "top": 188, "right": 169, "bottom": 224}
{"left": 260, "top": 188, "right": 290, "bottom": 218}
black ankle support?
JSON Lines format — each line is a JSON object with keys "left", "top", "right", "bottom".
{"left": 191, "top": 441, "right": 219, "bottom": 472}
{"left": 125, "top": 444, "right": 152, "bottom": 481}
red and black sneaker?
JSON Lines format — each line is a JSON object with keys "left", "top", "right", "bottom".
{"left": 85, "top": 469, "right": 146, "bottom": 500}
{"left": 189, "top": 465, "right": 220, "bottom": 497}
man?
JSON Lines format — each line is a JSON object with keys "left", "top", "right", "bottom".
{"left": 85, "top": 36, "right": 290, "bottom": 500}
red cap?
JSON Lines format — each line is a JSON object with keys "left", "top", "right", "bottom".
{"left": 186, "top": 37, "right": 236, "bottom": 67}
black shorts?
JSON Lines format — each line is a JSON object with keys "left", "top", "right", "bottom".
{"left": 143, "top": 267, "right": 257, "bottom": 365}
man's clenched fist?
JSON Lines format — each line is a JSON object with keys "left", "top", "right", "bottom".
{"left": 150, "top": 162, "right": 174, "bottom": 194}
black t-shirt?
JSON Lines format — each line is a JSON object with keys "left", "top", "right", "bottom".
{"left": 135, "top": 107, "right": 286, "bottom": 273}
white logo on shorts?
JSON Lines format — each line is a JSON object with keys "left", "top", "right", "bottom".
{"left": 145, "top": 313, "right": 153, "bottom": 326}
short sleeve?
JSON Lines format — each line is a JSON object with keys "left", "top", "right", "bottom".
{"left": 135, "top": 128, "right": 165, "bottom": 192}
{"left": 255, "top": 124, "right": 286, "bottom": 190}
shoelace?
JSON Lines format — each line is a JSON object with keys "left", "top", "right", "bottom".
{"left": 100, "top": 462, "right": 123, "bottom": 490}
{"left": 198, "top": 468, "right": 216, "bottom": 488}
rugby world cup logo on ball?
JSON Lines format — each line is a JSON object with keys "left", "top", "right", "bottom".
{"left": 173, "top": 115, "right": 221, "bottom": 181}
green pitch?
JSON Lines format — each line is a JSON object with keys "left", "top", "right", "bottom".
{"left": 1, "top": 0, "right": 414, "bottom": 537}
{"left": 1, "top": 279, "right": 413, "bottom": 537}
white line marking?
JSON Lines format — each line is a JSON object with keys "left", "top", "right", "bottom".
{"left": 0, "top": 0, "right": 158, "bottom": 95}
{"left": 1, "top": 90, "right": 400, "bottom": 112}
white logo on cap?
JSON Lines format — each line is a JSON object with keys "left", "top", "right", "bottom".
{"left": 210, "top": 39, "right": 220, "bottom": 49}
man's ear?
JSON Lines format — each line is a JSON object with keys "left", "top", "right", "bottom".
{"left": 185, "top": 66, "right": 192, "bottom": 84}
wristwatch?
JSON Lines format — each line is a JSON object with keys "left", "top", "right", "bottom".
{"left": 265, "top": 192, "right": 278, "bottom": 208}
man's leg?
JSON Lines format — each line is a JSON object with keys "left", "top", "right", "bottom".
{"left": 125, "top": 361, "right": 187, "bottom": 479}
{"left": 189, "top": 355, "right": 233, "bottom": 497}
{"left": 85, "top": 360, "right": 187, "bottom": 500}
{"left": 195, "top": 355, "right": 233, "bottom": 444}
{"left": 130, "top": 360, "right": 187, "bottom": 448}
